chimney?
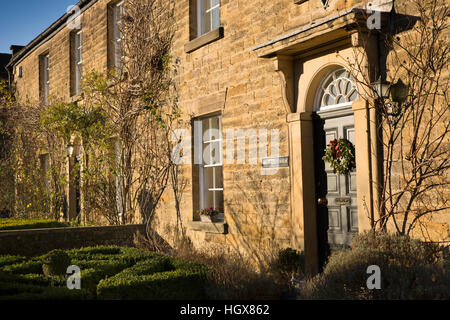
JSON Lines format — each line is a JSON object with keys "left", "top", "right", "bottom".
{"left": 10, "top": 45, "right": 25, "bottom": 57}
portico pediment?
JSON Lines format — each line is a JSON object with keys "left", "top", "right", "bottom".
{"left": 251, "top": 8, "right": 389, "bottom": 59}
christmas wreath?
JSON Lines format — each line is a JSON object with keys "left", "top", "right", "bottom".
{"left": 322, "top": 138, "right": 356, "bottom": 175}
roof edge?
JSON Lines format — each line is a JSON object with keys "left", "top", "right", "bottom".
{"left": 7, "top": 0, "right": 97, "bottom": 69}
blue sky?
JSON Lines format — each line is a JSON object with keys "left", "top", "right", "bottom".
{"left": 0, "top": 0, "right": 77, "bottom": 53}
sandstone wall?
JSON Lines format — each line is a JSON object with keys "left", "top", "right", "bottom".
{"left": 11, "top": 0, "right": 449, "bottom": 264}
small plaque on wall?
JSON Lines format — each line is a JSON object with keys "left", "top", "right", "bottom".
{"left": 262, "top": 156, "right": 289, "bottom": 168}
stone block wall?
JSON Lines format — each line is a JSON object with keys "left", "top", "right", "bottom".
{"left": 10, "top": 0, "right": 449, "bottom": 267}
{"left": 0, "top": 224, "right": 145, "bottom": 257}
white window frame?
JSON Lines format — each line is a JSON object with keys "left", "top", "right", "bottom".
{"left": 196, "top": 115, "right": 224, "bottom": 214}
{"left": 197, "top": 0, "right": 220, "bottom": 37}
{"left": 74, "top": 30, "right": 83, "bottom": 95}
{"left": 113, "top": 0, "right": 124, "bottom": 68}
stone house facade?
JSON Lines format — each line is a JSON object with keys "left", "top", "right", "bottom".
{"left": 6, "top": 0, "right": 449, "bottom": 274}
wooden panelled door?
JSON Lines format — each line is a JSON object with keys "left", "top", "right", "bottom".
{"left": 314, "top": 107, "right": 358, "bottom": 266}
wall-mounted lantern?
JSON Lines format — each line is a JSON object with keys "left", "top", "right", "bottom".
{"left": 66, "top": 144, "right": 74, "bottom": 157}
{"left": 371, "top": 76, "right": 391, "bottom": 99}
{"left": 390, "top": 79, "right": 409, "bottom": 104}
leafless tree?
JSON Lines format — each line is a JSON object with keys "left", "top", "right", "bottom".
{"left": 345, "top": 0, "right": 449, "bottom": 238}
{"left": 82, "top": 0, "right": 179, "bottom": 234}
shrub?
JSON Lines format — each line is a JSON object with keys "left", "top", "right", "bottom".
{"left": 97, "top": 268, "right": 207, "bottom": 300}
{"left": 300, "top": 231, "right": 450, "bottom": 300}
{"left": 67, "top": 246, "right": 122, "bottom": 258}
{"left": 272, "top": 248, "right": 305, "bottom": 275}
{"left": 118, "top": 256, "right": 172, "bottom": 277}
{"left": 2, "top": 260, "right": 43, "bottom": 274}
{"left": 350, "top": 231, "right": 441, "bottom": 266}
{"left": 71, "top": 259, "right": 131, "bottom": 277}
{"left": 0, "top": 281, "right": 44, "bottom": 296}
{"left": 97, "top": 256, "right": 208, "bottom": 300}
{"left": 42, "top": 250, "right": 72, "bottom": 276}
{"left": 0, "top": 272, "right": 52, "bottom": 287}
{"left": 0, "top": 255, "right": 26, "bottom": 268}
{"left": 171, "top": 240, "right": 290, "bottom": 300}
{"left": 0, "top": 246, "right": 208, "bottom": 300}
{"left": 118, "top": 246, "right": 160, "bottom": 263}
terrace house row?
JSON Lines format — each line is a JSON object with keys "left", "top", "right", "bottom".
{"left": 5, "top": 0, "right": 449, "bottom": 273}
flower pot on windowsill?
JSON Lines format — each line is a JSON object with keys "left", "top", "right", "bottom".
{"left": 200, "top": 215, "right": 220, "bottom": 223}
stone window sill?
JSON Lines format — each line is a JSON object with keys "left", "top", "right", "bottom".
{"left": 187, "top": 221, "right": 228, "bottom": 234}
{"left": 184, "top": 27, "right": 224, "bottom": 53}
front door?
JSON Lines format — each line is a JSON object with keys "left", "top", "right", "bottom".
{"left": 314, "top": 107, "right": 358, "bottom": 261}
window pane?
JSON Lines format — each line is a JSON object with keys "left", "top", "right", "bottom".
{"left": 76, "top": 64, "right": 82, "bottom": 94}
{"left": 113, "top": 2, "right": 124, "bottom": 68}
{"left": 211, "top": 0, "right": 220, "bottom": 7}
{"left": 202, "top": 0, "right": 211, "bottom": 11}
{"left": 205, "top": 166, "right": 214, "bottom": 190}
{"left": 209, "top": 116, "right": 220, "bottom": 140}
{"left": 74, "top": 33, "right": 79, "bottom": 51}
{"left": 210, "top": 141, "right": 222, "bottom": 165}
{"left": 205, "top": 190, "right": 214, "bottom": 209}
{"left": 203, "top": 142, "right": 221, "bottom": 165}
{"left": 214, "top": 166, "right": 223, "bottom": 188}
{"left": 198, "top": 115, "right": 223, "bottom": 213}
{"left": 331, "top": 84, "right": 337, "bottom": 96}
{"left": 214, "top": 190, "right": 224, "bottom": 213}
{"left": 202, "top": 118, "right": 210, "bottom": 140}
{"left": 339, "top": 80, "right": 345, "bottom": 94}
{"left": 349, "top": 89, "right": 358, "bottom": 101}
{"left": 335, "top": 69, "right": 346, "bottom": 78}
{"left": 44, "top": 56, "right": 49, "bottom": 79}
{"left": 212, "top": 7, "right": 220, "bottom": 30}
{"left": 323, "top": 93, "right": 333, "bottom": 106}
{"left": 204, "top": 190, "right": 223, "bottom": 212}
{"left": 44, "top": 56, "right": 49, "bottom": 103}
{"left": 202, "top": 10, "right": 212, "bottom": 34}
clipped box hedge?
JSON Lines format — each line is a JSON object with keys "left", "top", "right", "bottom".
{"left": 0, "top": 245, "right": 208, "bottom": 300}
{"left": 97, "top": 257, "right": 208, "bottom": 300}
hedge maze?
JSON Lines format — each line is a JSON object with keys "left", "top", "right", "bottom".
{"left": 0, "top": 246, "right": 208, "bottom": 300}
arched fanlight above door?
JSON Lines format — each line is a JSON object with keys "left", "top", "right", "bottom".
{"left": 314, "top": 67, "right": 358, "bottom": 111}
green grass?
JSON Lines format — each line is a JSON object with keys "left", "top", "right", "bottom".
{"left": 0, "top": 218, "right": 69, "bottom": 231}
{"left": 0, "top": 246, "right": 207, "bottom": 300}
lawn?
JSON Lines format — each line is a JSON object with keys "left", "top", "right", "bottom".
{"left": 0, "top": 218, "right": 69, "bottom": 231}
{"left": 0, "top": 246, "right": 208, "bottom": 300}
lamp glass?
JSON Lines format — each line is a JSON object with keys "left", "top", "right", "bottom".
{"left": 372, "top": 78, "right": 391, "bottom": 98}
{"left": 390, "top": 79, "right": 408, "bottom": 103}
{"left": 66, "top": 145, "right": 74, "bottom": 157}
{"left": 380, "top": 82, "right": 391, "bottom": 98}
